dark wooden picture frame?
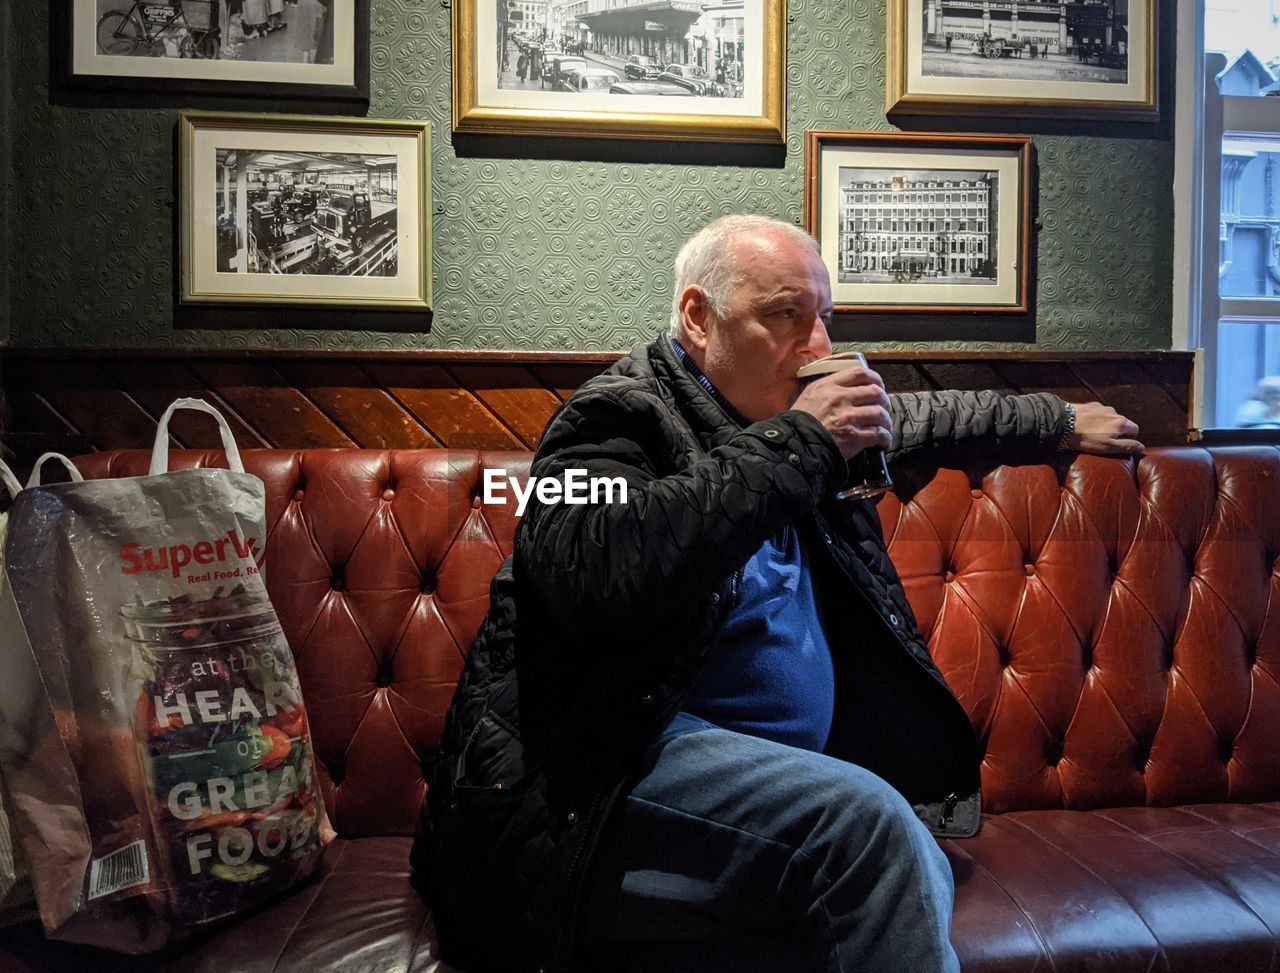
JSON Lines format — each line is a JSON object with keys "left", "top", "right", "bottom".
{"left": 805, "top": 130, "right": 1035, "bottom": 317}
{"left": 51, "top": 0, "right": 369, "bottom": 105}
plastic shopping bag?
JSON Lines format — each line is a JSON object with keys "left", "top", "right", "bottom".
{"left": 0, "top": 400, "right": 333, "bottom": 953}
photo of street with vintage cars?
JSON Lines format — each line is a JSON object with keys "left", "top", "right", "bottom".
{"left": 496, "top": 0, "right": 746, "bottom": 98}
{"left": 214, "top": 149, "right": 397, "bottom": 277}
{"left": 94, "top": 0, "right": 334, "bottom": 64}
{"left": 920, "top": 0, "right": 1127, "bottom": 84}
{"left": 837, "top": 168, "right": 998, "bottom": 286}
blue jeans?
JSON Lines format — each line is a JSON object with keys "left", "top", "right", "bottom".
{"left": 578, "top": 711, "right": 961, "bottom": 972}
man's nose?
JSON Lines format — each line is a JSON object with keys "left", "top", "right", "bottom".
{"left": 806, "top": 315, "right": 833, "bottom": 357}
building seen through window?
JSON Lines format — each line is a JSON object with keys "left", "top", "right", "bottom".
{"left": 1205, "top": 1, "right": 1280, "bottom": 428}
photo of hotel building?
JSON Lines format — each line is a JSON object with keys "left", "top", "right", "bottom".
{"left": 838, "top": 169, "right": 997, "bottom": 284}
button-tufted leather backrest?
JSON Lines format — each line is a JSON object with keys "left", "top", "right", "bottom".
{"left": 878, "top": 447, "right": 1280, "bottom": 814}
{"left": 74, "top": 446, "right": 1280, "bottom": 832}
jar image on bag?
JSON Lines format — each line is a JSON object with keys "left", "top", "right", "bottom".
{"left": 123, "top": 586, "right": 324, "bottom": 923}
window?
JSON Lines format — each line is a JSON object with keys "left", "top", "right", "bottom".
{"left": 1180, "top": 1, "right": 1280, "bottom": 430}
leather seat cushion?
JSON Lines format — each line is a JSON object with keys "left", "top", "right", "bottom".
{"left": 945, "top": 803, "right": 1280, "bottom": 972}
{"left": 4, "top": 808, "right": 1279, "bottom": 971}
{"left": 0, "top": 838, "right": 453, "bottom": 973}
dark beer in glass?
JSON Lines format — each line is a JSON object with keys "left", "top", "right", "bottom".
{"left": 796, "top": 352, "right": 894, "bottom": 501}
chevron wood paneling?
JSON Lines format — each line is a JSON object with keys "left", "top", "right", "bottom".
{"left": 362, "top": 362, "right": 519, "bottom": 450}
{"left": 0, "top": 348, "right": 1195, "bottom": 485}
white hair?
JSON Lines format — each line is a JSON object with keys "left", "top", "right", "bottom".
{"left": 668, "top": 215, "right": 820, "bottom": 337}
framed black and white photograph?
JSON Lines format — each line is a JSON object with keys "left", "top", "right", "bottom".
{"left": 886, "top": 0, "right": 1157, "bottom": 120}
{"left": 54, "top": 0, "right": 369, "bottom": 102}
{"left": 452, "top": 0, "right": 785, "bottom": 142}
{"left": 180, "top": 111, "right": 430, "bottom": 311}
{"left": 805, "top": 131, "right": 1033, "bottom": 316}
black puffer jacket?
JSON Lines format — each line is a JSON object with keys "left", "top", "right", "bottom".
{"left": 411, "top": 335, "right": 1069, "bottom": 973}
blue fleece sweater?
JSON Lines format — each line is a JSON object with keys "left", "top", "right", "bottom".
{"left": 679, "top": 523, "right": 835, "bottom": 752}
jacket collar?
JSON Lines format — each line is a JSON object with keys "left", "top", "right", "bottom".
{"left": 667, "top": 337, "right": 754, "bottom": 429}
{"left": 646, "top": 334, "right": 751, "bottom": 450}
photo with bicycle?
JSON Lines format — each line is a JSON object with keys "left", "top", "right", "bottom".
{"left": 95, "top": 0, "right": 333, "bottom": 64}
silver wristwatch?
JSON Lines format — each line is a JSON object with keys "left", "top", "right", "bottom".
{"left": 1057, "top": 403, "right": 1077, "bottom": 451}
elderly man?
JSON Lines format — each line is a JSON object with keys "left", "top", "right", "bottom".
{"left": 411, "top": 214, "right": 1142, "bottom": 973}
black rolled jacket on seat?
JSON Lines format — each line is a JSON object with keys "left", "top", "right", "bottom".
{"left": 410, "top": 334, "right": 1071, "bottom": 973}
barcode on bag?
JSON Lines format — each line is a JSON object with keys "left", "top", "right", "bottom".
{"left": 88, "top": 840, "right": 149, "bottom": 900}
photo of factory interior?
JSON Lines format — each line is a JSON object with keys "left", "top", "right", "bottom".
{"left": 214, "top": 150, "right": 398, "bottom": 277}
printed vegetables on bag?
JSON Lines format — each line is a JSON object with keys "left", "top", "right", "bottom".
{"left": 125, "top": 586, "right": 323, "bottom": 923}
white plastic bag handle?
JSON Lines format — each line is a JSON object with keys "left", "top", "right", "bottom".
{"left": 149, "top": 398, "right": 245, "bottom": 476}
{"left": 0, "top": 458, "right": 22, "bottom": 498}
{"left": 25, "top": 453, "right": 85, "bottom": 488}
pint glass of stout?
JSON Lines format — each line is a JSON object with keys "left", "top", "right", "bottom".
{"left": 796, "top": 352, "right": 894, "bottom": 501}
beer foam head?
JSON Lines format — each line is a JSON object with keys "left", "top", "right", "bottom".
{"left": 796, "top": 351, "right": 868, "bottom": 382}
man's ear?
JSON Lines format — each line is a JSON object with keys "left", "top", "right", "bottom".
{"left": 678, "top": 285, "right": 712, "bottom": 351}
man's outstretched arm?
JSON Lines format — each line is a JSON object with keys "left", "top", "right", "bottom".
{"left": 887, "top": 388, "right": 1144, "bottom": 460}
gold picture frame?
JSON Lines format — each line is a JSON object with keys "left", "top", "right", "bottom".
{"left": 452, "top": 0, "right": 786, "bottom": 143}
{"left": 179, "top": 111, "right": 431, "bottom": 312}
{"left": 886, "top": 0, "right": 1158, "bottom": 121}
{"left": 805, "top": 130, "right": 1035, "bottom": 316}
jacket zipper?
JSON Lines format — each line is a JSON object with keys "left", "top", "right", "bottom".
{"left": 563, "top": 786, "right": 608, "bottom": 900}
{"left": 821, "top": 515, "right": 953, "bottom": 691}
{"left": 450, "top": 707, "right": 489, "bottom": 788}
{"left": 940, "top": 791, "right": 960, "bottom": 828}
{"left": 729, "top": 567, "right": 741, "bottom": 606}
{"left": 555, "top": 776, "right": 625, "bottom": 966}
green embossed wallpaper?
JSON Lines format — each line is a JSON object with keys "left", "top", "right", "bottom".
{"left": 2, "top": 0, "right": 1172, "bottom": 352}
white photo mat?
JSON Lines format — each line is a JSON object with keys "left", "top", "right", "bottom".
{"left": 475, "top": 1, "right": 766, "bottom": 119}
{"left": 73, "top": 0, "right": 357, "bottom": 85}
{"left": 904, "top": 0, "right": 1149, "bottom": 105}
{"left": 186, "top": 122, "right": 425, "bottom": 304}
{"left": 818, "top": 145, "right": 1021, "bottom": 308}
